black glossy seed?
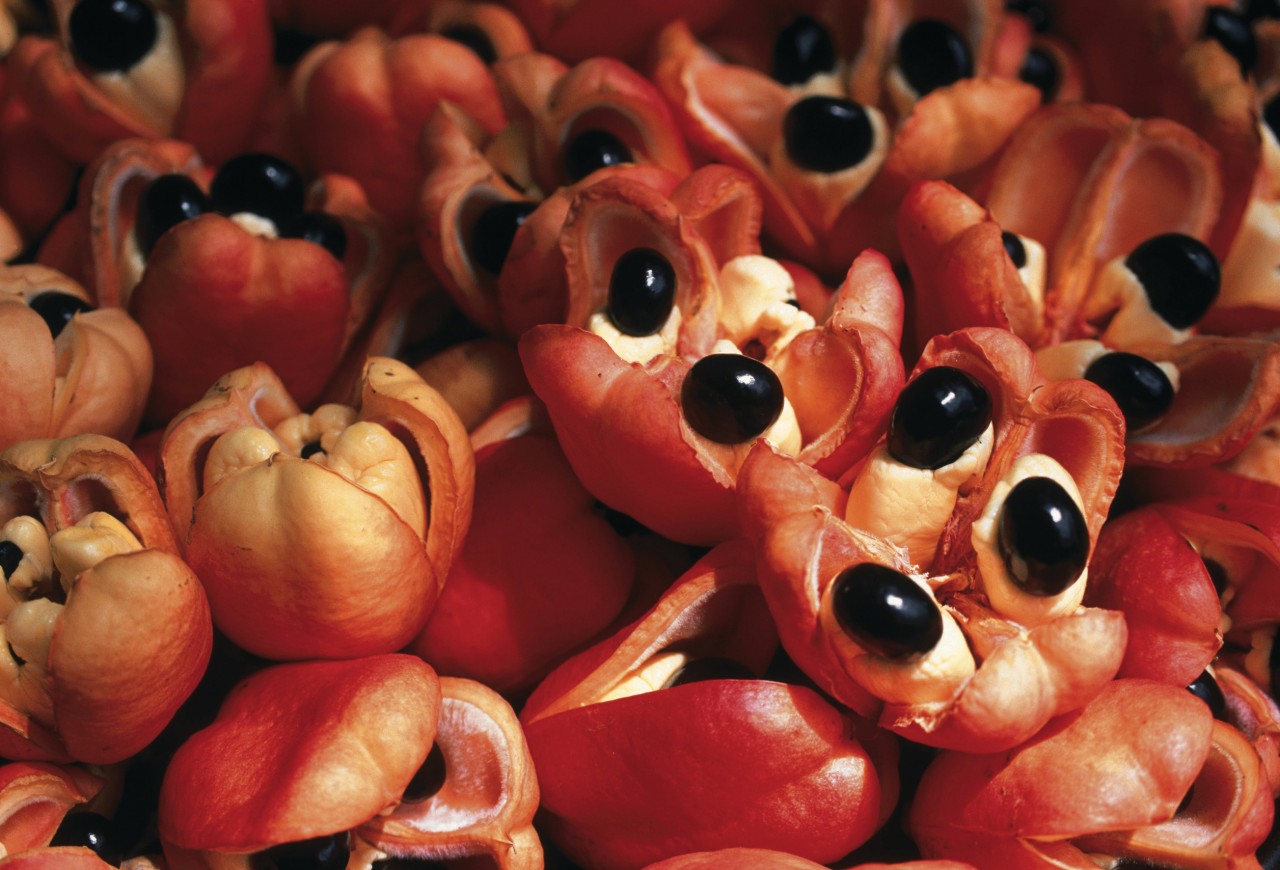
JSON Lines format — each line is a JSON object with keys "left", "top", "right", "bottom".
{"left": 403, "top": 744, "right": 447, "bottom": 803}
{"left": 831, "top": 563, "right": 943, "bottom": 659}
{"left": 280, "top": 211, "right": 347, "bottom": 261}
{"left": 210, "top": 153, "right": 306, "bottom": 224}
{"left": 441, "top": 24, "right": 497, "bottom": 64}
{"left": 0, "top": 541, "right": 21, "bottom": 579}
{"left": 1203, "top": 7, "right": 1257, "bottom": 76}
{"left": 888, "top": 366, "right": 992, "bottom": 470}
{"left": 1084, "top": 352, "right": 1175, "bottom": 432}
{"left": 662, "top": 657, "right": 755, "bottom": 688}
{"left": 1125, "top": 233, "right": 1221, "bottom": 329}
{"left": 1004, "top": 0, "right": 1051, "bottom": 33}
{"left": 681, "top": 354, "right": 785, "bottom": 444}
{"left": 28, "top": 292, "right": 93, "bottom": 339}
{"left": 1203, "top": 557, "right": 1230, "bottom": 597}
{"left": 1187, "top": 669, "right": 1228, "bottom": 720}
{"left": 564, "top": 129, "right": 632, "bottom": 183}
{"left": 997, "top": 476, "right": 1089, "bottom": 597}
{"left": 135, "top": 174, "right": 211, "bottom": 256}
{"left": 783, "top": 95, "right": 875, "bottom": 173}
{"left": 772, "top": 15, "right": 837, "bottom": 85}
{"left": 606, "top": 248, "right": 676, "bottom": 336}
{"left": 469, "top": 200, "right": 536, "bottom": 276}
{"left": 51, "top": 812, "right": 123, "bottom": 866}
{"left": 255, "top": 834, "right": 349, "bottom": 870}
{"left": 897, "top": 19, "right": 974, "bottom": 96}
{"left": 1002, "top": 231, "right": 1028, "bottom": 269}
{"left": 1018, "top": 46, "right": 1059, "bottom": 101}
{"left": 68, "top": 0, "right": 157, "bottom": 73}
{"left": 1265, "top": 93, "right": 1280, "bottom": 143}
{"left": 299, "top": 441, "right": 323, "bottom": 459}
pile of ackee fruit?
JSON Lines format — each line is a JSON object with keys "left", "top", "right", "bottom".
{"left": 0, "top": 0, "right": 1279, "bottom": 868}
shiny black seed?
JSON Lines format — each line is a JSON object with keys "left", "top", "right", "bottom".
{"left": 888, "top": 366, "right": 992, "bottom": 470}
{"left": 1004, "top": 0, "right": 1051, "bottom": 32}
{"left": 1187, "top": 670, "right": 1228, "bottom": 720}
{"left": 281, "top": 211, "right": 347, "bottom": 261}
{"left": 607, "top": 247, "right": 676, "bottom": 336}
{"left": 29, "top": 292, "right": 93, "bottom": 339}
{"left": 51, "top": 812, "right": 123, "bottom": 866}
{"left": 1084, "top": 352, "right": 1175, "bottom": 432}
{"left": 0, "top": 541, "right": 21, "bottom": 579}
{"left": 403, "top": 744, "right": 447, "bottom": 803}
{"left": 135, "top": 174, "right": 211, "bottom": 256}
{"left": 1203, "top": 557, "right": 1230, "bottom": 597}
{"left": 1265, "top": 93, "right": 1280, "bottom": 142}
{"left": 69, "top": 0, "right": 157, "bottom": 73}
{"left": 1018, "top": 46, "right": 1059, "bottom": 101}
{"left": 1002, "top": 231, "right": 1028, "bottom": 269}
{"left": 255, "top": 834, "right": 349, "bottom": 870}
{"left": 662, "top": 657, "right": 755, "bottom": 688}
{"left": 564, "top": 129, "right": 632, "bottom": 183}
{"left": 831, "top": 563, "right": 943, "bottom": 659}
{"left": 210, "top": 153, "right": 306, "bottom": 224}
{"left": 441, "top": 24, "right": 497, "bottom": 64}
{"left": 897, "top": 19, "right": 974, "bottom": 96}
{"left": 469, "top": 200, "right": 536, "bottom": 276}
{"left": 772, "top": 15, "right": 837, "bottom": 85}
{"left": 1124, "top": 233, "right": 1221, "bottom": 329}
{"left": 299, "top": 441, "right": 323, "bottom": 459}
{"left": 997, "top": 476, "right": 1089, "bottom": 597}
{"left": 1203, "top": 7, "right": 1257, "bottom": 76}
{"left": 681, "top": 354, "right": 785, "bottom": 444}
{"left": 783, "top": 95, "right": 875, "bottom": 173}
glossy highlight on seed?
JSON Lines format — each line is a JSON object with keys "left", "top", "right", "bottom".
{"left": 135, "top": 174, "right": 211, "bottom": 256}
{"left": 69, "top": 0, "right": 157, "bottom": 73}
{"left": 997, "top": 476, "right": 1089, "bottom": 597}
{"left": 606, "top": 247, "right": 676, "bottom": 336}
{"left": 564, "top": 129, "right": 632, "bottom": 183}
{"left": 1084, "top": 352, "right": 1175, "bottom": 432}
{"left": 888, "top": 366, "right": 991, "bottom": 470}
{"left": 681, "top": 354, "right": 785, "bottom": 444}
{"left": 831, "top": 563, "right": 943, "bottom": 659}
{"left": 1124, "top": 233, "right": 1221, "bottom": 330}
{"left": 783, "top": 96, "right": 875, "bottom": 173}
{"left": 28, "top": 291, "right": 93, "bottom": 339}
{"left": 469, "top": 200, "right": 537, "bottom": 276}
{"left": 772, "top": 15, "right": 837, "bottom": 86}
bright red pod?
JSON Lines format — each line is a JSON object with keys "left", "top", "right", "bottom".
{"left": 502, "top": 0, "right": 734, "bottom": 65}
{"left": 159, "top": 357, "right": 473, "bottom": 661}
{"left": 290, "top": 26, "right": 506, "bottom": 232}
{"left": 357, "top": 676, "right": 542, "bottom": 869}
{"left": 520, "top": 249, "right": 904, "bottom": 546}
{"left": 644, "top": 851, "right": 976, "bottom": 870}
{"left": 6, "top": 0, "right": 272, "bottom": 164}
{"left": 0, "top": 264, "right": 151, "bottom": 451}
{"left": 412, "top": 429, "right": 635, "bottom": 696}
{"left": 1083, "top": 507, "right": 1223, "bottom": 686}
{"left": 0, "top": 435, "right": 212, "bottom": 764}
{"left": 652, "top": 7, "right": 1042, "bottom": 277}
{"left": 522, "top": 542, "right": 892, "bottom": 870}
{"left": 910, "top": 679, "right": 1272, "bottom": 868}
{"left": 157, "top": 655, "right": 441, "bottom": 868}
{"left": 0, "top": 93, "right": 80, "bottom": 243}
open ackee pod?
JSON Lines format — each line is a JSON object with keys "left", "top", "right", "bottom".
{"left": 738, "top": 439, "right": 1125, "bottom": 753}
{"left": 385, "top": 0, "right": 535, "bottom": 61}
{"left": 0, "top": 761, "right": 103, "bottom": 858}
{"left": 981, "top": 101, "right": 1224, "bottom": 344}
{"left": 643, "top": 850, "right": 977, "bottom": 870}
{"left": 6, "top": 0, "right": 272, "bottom": 164}
{"left": 0, "top": 263, "right": 151, "bottom": 450}
{"left": 158, "top": 357, "right": 473, "bottom": 661}
{"left": 289, "top": 26, "right": 506, "bottom": 231}
{"left": 522, "top": 541, "right": 894, "bottom": 870}
{"left": 652, "top": 9, "right": 1041, "bottom": 277}
{"left": 909, "top": 679, "right": 1273, "bottom": 868}
{"left": 1216, "top": 665, "right": 1280, "bottom": 797}
{"left": 519, "top": 249, "right": 904, "bottom": 546}
{"left": 0, "top": 435, "right": 211, "bottom": 763}
{"left": 355, "top": 677, "right": 542, "bottom": 869}
{"left": 157, "top": 655, "right": 442, "bottom": 870}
